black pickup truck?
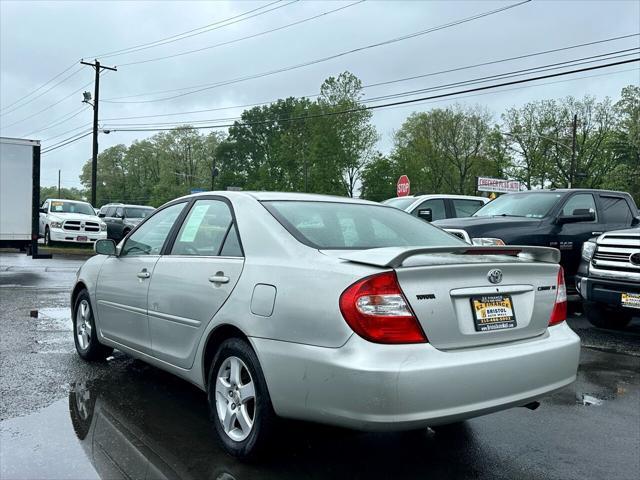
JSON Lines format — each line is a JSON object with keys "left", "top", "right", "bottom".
{"left": 433, "top": 189, "right": 640, "bottom": 291}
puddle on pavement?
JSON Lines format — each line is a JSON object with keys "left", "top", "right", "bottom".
{"left": 579, "top": 394, "right": 605, "bottom": 406}
{"left": 35, "top": 307, "right": 72, "bottom": 332}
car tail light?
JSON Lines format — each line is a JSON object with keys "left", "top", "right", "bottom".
{"left": 549, "top": 266, "right": 567, "bottom": 326}
{"left": 339, "top": 271, "right": 427, "bottom": 344}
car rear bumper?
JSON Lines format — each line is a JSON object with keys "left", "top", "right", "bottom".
{"left": 576, "top": 274, "right": 640, "bottom": 309}
{"left": 49, "top": 228, "right": 106, "bottom": 243}
{"left": 252, "top": 322, "right": 580, "bottom": 430}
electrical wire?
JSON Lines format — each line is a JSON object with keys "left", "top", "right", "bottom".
{"left": 101, "top": 0, "right": 532, "bottom": 104}
{"left": 41, "top": 130, "right": 93, "bottom": 154}
{"left": 89, "top": 0, "right": 295, "bottom": 59}
{"left": 21, "top": 106, "right": 90, "bottom": 138}
{"left": 103, "top": 58, "right": 639, "bottom": 132}
{"left": 118, "top": 1, "right": 366, "bottom": 67}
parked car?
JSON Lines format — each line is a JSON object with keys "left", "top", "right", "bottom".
{"left": 98, "top": 203, "right": 155, "bottom": 241}
{"left": 383, "top": 194, "right": 488, "bottom": 221}
{"left": 433, "top": 189, "right": 640, "bottom": 291}
{"left": 72, "top": 192, "right": 580, "bottom": 459}
{"left": 39, "top": 198, "right": 107, "bottom": 246}
{"left": 576, "top": 227, "right": 639, "bottom": 329}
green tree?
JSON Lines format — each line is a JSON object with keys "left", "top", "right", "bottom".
{"left": 40, "top": 186, "right": 86, "bottom": 202}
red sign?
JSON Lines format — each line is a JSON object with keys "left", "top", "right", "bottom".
{"left": 397, "top": 175, "right": 410, "bottom": 197}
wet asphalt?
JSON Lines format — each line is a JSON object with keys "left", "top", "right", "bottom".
{"left": 0, "top": 252, "right": 639, "bottom": 480}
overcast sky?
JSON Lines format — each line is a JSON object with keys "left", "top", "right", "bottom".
{"left": 1, "top": 0, "right": 639, "bottom": 193}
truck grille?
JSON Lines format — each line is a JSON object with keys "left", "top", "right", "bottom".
{"left": 63, "top": 220, "right": 101, "bottom": 233}
{"left": 591, "top": 232, "right": 640, "bottom": 279}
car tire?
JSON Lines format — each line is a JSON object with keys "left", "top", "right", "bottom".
{"left": 44, "top": 226, "right": 53, "bottom": 246}
{"left": 584, "top": 301, "right": 633, "bottom": 330}
{"left": 73, "top": 290, "right": 113, "bottom": 361}
{"left": 207, "top": 337, "right": 276, "bottom": 460}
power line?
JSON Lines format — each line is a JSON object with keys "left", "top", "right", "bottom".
{"left": 90, "top": 0, "right": 294, "bottom": 59}
{"left": 104, "top": 58, "right": 639, "bottom": 133}
{"left": 42, "top": 122, "right": 93, "bottom": 143}
{"left": 102, "top": 0, "right": 531, "bottom": 104}
{"left": 21, "top": 106, "right": 90, "bottom": 138}
{"left": 41, "top": 130, "right": 93, "bottom": 154}
{"left": 102, "top": 49, "right": 638, "bottom": 129}
{"left": 118, "top": 1, "right": 366, "bottom": 67}
{"left": 0, "top": 62, "right": 79, "bottom": 114}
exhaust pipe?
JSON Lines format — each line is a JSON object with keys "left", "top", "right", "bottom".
{"left": 522, "top": 401, "right": 540, "bottom": 411}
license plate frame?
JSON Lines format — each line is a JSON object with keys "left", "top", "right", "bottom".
{"left": 470, "top": 294, "right": 517, "bottom": 332}
{"left": 621, "top": 292, "right": 640, "bottom": 309}
{"left": 77, "top": 235, "right": 88, "bottom": 242}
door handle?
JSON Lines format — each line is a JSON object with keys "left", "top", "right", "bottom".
{"left": 208, "top": 275, "right": 229, "bottom": 284}
{"left": 591, "top": 231, "right": 603, "bottom": 236}
{"left": 137, "top": 270, "right": 151, "bottom": 279}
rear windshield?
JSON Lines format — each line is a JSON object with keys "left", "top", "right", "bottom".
{"left": 382, "top": 197, "right": 415, "bottom": 210}
{"left": 263, "top": 201, "right": 465, "bottom": 249}
{"left": 473, "top": 192, "right": 563, "bottom": 219}
{"left": 125, "top": 207, "right": 154, "bottom": 218}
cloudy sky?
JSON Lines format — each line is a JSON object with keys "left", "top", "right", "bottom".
{"left": 1, "top": 0, "right": 638, "bottom": 193}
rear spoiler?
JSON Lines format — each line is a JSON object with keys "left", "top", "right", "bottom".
{"left": 339, "top": 245, "right": 560, "bottom": 268}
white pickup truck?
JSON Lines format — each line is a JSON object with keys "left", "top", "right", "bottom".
{"left": 39, "top": 199, "right": 107, "bottom": 245}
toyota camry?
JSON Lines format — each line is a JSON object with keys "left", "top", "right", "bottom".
{"left": 71, "top": 192, "right": 580, "bottom": 458}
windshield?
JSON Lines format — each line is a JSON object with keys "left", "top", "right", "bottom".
{"left": 473, "top": 192, "right": 563, "bottom": 219}
{"left": 125, "top": 207, "right": 154, "bottom": 218}
{"left": 382, "top": 197, "right": 415, "bottom": 210}
{"left": 263, "top": 201, "right": 465, "bottom": 249}
{"left": 49, "top": 201, "right": 95, "bottom": 216}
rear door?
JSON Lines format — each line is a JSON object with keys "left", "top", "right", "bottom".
{"left": 394, "top": 259, "right": 560, "bottom": 349}
{"left": 147, "top": 198, "right": 244, "bottom": 369}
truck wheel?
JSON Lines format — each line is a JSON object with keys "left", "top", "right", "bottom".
{"left": 207, "top": 338, "right": 276, "bottom": 460}
{"left": 73, "top": 290, "right": 113, "bottom": 361}
{"left": 584, "top": 301, "right": 633, "bottom": 330}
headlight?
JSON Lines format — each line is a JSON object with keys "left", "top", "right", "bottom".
{"left": 581, "top": 241, "right": 596, "bottom": 261}
{"left": 100, "top": 222, "right": 107, "bottom": 231}
{"left": 50, "top": 221, "right": 63, "bottom": 229}
{"left": 472, "top": 237, "right": 505, "bottom": 246}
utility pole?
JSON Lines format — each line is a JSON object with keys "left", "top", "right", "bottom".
{"left": 57, "top": 169, "right": 61, "bottom": 198}
{"left": 569, "top": 113, "right": 578, "bottom": 188}
{"left": 80, "top": 59, "right": 117, "bottom": 207}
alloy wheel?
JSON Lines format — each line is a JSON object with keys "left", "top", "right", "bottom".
{"left": 75, "top": 299, "right": 92, "bottom": 350}
{"left": 214, "top": 356, "right": 256, "bottom": 441}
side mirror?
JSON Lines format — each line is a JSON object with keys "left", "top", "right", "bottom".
{"left": 417, "top": 208, "right": 433, "bottom": 222}
{"left": 98, "top": 212, "right": 105, "bottom": 218}
{"left": 39, "top": 207, "right": 47, "bottom": 214}
{"left": 95, "top": 239, "right": 116, "bottom": 256}
{"left": 556, "top": 209, "right": 596, "bottom": 224}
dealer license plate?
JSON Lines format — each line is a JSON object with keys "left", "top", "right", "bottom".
{"left": 621, "top": 292, "right": 640, "bottom": 309}
{"left": 471, "top": 294, "right": 517, "bottom": 332}
{"left": 77, "top": 235, "right": 88, "bottom": 242}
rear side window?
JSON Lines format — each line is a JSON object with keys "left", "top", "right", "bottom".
{"left": 263, "top": 201, "right": 464, "bottom": 249}
{"left": 171, "top": 199, "right": 242, "bottom": 256}
{"left": 452, "top": 199, "right": 484, "bottom": 217}
{"left": 600, "top": 196, "right": 633, "bottom": 224}
{"left": 412, "top": 199, "right": 446, "bottom": 220}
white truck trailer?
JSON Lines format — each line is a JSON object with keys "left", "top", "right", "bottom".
{"left": 0, "top": 137, "right": 47, "bottom": 256}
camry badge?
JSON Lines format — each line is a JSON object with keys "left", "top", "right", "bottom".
{"left": 630, "top": 252, "right": 640, "bottom": 266}
{"left": 487, "top": 269, "right": 503, "bottom": 284}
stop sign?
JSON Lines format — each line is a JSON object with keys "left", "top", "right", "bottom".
{"left": 397, "top": 175, "right": 410, "bottom": 197}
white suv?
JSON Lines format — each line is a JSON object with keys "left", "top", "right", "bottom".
{"left": 39, "top": 199, "right": 107, "bottom": 245}
{"left": 383, "top": 194, "right": 489, "bottom": 221}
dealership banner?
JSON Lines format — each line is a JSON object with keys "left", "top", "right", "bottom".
{"left": 476, "top": 177, "right": 523, "bottom": 193}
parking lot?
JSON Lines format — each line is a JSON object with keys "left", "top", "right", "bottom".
{"left": 0, "top": 251, "right": 638, "bottom": 480}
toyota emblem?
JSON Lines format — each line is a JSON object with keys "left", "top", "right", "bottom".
{"left": 630, "top": 252, "right": 640, "bottom": 266}
{"left": 487, "top": 269, "right": 503, "bottom": 284}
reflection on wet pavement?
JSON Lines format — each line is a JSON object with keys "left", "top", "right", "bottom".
{"left": 1, "top": 348, "right": 638, "bottom": 480}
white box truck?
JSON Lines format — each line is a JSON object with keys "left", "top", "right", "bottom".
{"left": 0, "top": 137, "right": 47, "bottom": 256}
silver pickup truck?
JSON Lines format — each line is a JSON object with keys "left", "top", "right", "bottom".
{"left": 577, "top": 227, "right": 640, "bottom": 329}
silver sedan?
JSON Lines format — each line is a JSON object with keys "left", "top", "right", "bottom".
{"left": 71, "top": 192, "right": 580, "bottom": 459}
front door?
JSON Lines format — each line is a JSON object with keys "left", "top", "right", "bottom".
{"left": 96, "top": 202, "right": 187, "bottom": 353}
{"left": 147, "top": 198, "right": 244, "bottom": 369}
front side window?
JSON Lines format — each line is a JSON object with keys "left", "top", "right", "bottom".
{"left": 171, "top": 199, "right": 241, "bottom": 256}
{"left": 263, "top": 201, "right": 465, "bottom": 249}
{"left": 49, "top": 201, "right": 95, "bottom": 216}
{"left": 115, "top": 207, "right": 124, "bottom": 218}
{"left": 473, "top": 192, "right": 562, "bottom": 219}
{"left": 124, "top": 207, "right": 154, "bottom": 219}
{"left": 383, "top": 197, "right": 416, "bottom": 210}
{"left": 452, "top": 199, "right": 485, "bottom": 217}
{"left": 561, "top": 194, "right": 597, "bottom": 220}
{"left": 412, "top": 199, "right": 446, "bottom": 221}
{"left": 121, "top": 202, "right": 186, "bottom": 256}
